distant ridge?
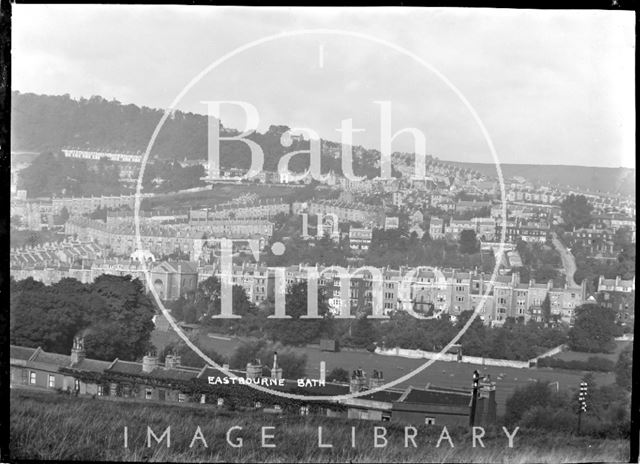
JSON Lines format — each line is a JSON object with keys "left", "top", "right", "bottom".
{"left": 439, "top": 163, "right": 635, "bottom": 197}
{"left": 11, "top": 91, "right": 635, "bottom": 196}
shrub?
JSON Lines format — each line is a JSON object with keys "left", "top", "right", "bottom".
{"left": 537, "top": 356, "right": 614, "bottom": 372}
{"left": 519, "top": 406, "right": 576, "bottom": 433}
{"left": 326, "top": 367, "right": 349, "bottom": 383}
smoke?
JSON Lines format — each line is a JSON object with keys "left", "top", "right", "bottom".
{"left": 76, "top": 326, "right": 96, "bottom": 339}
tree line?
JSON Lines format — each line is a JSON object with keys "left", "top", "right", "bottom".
{"left": 10, "top": 275, "right": 156, "bottom": 361}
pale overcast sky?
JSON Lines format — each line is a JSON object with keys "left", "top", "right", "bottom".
{"left": 12, "top": 5, "right": 635, "bottom": 168}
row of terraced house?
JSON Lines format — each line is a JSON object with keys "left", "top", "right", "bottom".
{"left": 10, "top": 253, "right": 588, "bottom": 325}
{"left": 10, "top": 337, "right": 497, "bottom": 428}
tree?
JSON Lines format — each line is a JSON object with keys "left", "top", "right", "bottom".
{"left": 159, "top": 340, "right": 226, "bottom": 368}
{"left": 264, "top": 281, "right": 333, "bottom": 346}
{"left": 504, "top": 381, "right": 568, "bottom": 426}
{"left": 568, "top": 303, "right": 617, "bottom": 353}
{"left": 615, "top": 347, "right": 633, "bottom": 391}
{"left": 54, "top": 206, "right": 70, "bottom": 225}
{"left": 613, "top": 227, "right": 633, "bottom": 252}
{"left": 350, "top": 315, "right": 379, "bottom": 349}
{"left": 541, "top": 294, "right": 551, "bottom": 324}
{"left": 84, "top": 275, "right": 156, "bottom": 361}
{"left": 10, "top": 275, "right": 155, "bottom": 361}
{"left": 326, "top": 367, "right": 350, "bottom": 383}
{"left": 11, "top": 278, "right": 87, "bottom": 354}
{"left": 560, "top": 194, "right": 593, "bottom": 230}
{"left": 534, "top": 264, "right": 560, "bottom": 285}
{"left": 459, "top": 229, "right": 479, "bottom": 254}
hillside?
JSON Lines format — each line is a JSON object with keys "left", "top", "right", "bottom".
{"left": 10, "top": 91, "right": 380, "bottom": 178}
{"left": 10, "top": 390, "right": 628, "bottom": 463}
{"left": 11, "top": 91, "right": 635, "bottom": 194}
{"left": 446, "top": 162, "right": 635, "bottom": 197}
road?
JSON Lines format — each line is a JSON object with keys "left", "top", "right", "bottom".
{"left": 551, "top": 232, "right": 578, "bottom": 288}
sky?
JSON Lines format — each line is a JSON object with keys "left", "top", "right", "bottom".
{"left": 12, "top": 5, "right": 635, "bottom": 168}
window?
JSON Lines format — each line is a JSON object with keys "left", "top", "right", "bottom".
{"left": 48, "top": 374, "right": 55, "bottom": 388}
{"left": 425, "top": 417, "right": 436, "bottom": 425}
{"left": 29, "top": 371, "right": 36, "bottom": 385}
{"left": 178, "top": 393, "right": 187, "bottom": 403}
{"left": 145, "top": 388, "right": 153, "bottom": 400}
{"left": 97, "top": 385, "right": 104, "bottom": 396}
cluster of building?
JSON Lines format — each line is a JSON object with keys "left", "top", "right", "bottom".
{"left": 190, "top": 198, "right": 290, "bottom": 221}
{"left": 10, "top": 193, "right": 153, "bottom": 230}
{"left": 10, "top": 240, "right": 104, "bottom": 268}
{"left": 213, "top": 263, "right": 589, "bottom": 326}
{"left": 11, "top": 257, "right": 198, "bottom": 301}
{"left": 427, "top": 216, "right": 551, "bottom": 244}
{"left": 10, "top": 338, "right": 497, "bottom": 428}
{"left": 11, "top": 246, "right": 594, "bottom": 327}
{"left": 504, "top": 180, "right": 635, "bottom": 216}
{"left": 62, "top": 148, "right": 141, "bottom": 183}
{"left": 563, "top": 214, "right": 636, "bottom": 258}
{"left": 64, "top": 216, "right": 274, "bottom": 258}
{"left": 62, "top": 148, "right": 143, "bottom": 164}
{"left": 594, "top": 276, "right": 635, "bottom": 326}
{"left": 293, "top": 200, "right": 385, "bottom": 229}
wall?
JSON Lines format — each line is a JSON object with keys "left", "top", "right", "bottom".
{"left": 375, "top": 347, "right": 532, "bottom": 369}
{"left": 391, "top": 407, "right": 467, "bottom": 427}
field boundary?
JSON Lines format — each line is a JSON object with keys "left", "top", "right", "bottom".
{"left": 374, "top": 347, "right": 533, "bottom": 369}
{"left": 375, "top": 343, "right": 570, "bottom": 369}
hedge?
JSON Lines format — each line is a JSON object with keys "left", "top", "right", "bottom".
{"left": 537, "top": 356, "right": 614, "bottom": 372}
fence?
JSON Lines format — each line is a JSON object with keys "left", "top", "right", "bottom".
{"left": 374, "top": 347, "right": 532, "bottom": 369}
{"left": 374, "top": 342, "right": 570, "bottom": 369}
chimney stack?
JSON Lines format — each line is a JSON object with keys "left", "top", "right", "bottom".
{"left": 246, "top": 359, "right": 262, "bottom": 380}
{"left": 70, "top": 336, "right": 86, "bottom": 365}
{"left": 319, "top": 361, "right": 326, "bottom": 383}
{"left": 142, "top": 353, "right": 159, "bottom": 373}
{"left": 349, "top": 368, "right": 367, "bottom": 393}
{"left": 271, "top": 351, "right": 283, "bottom": 381}
{"left": 165, "top": 354, "right": 181, "bottom": 369}
{"left": 369, "top": 369, "right": 384, "bottom": 389}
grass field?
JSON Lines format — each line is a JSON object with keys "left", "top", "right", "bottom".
{"left": 151, "top": 330, "right": 617, "bottom": 417}
{"left": 551, "top": 340, "right": 632, "bottom": 363}
{"left": 10, "top": 389, "right": 628, "bottom": 463}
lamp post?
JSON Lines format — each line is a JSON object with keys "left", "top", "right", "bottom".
{"left": 470, "top": 370, "right": 481, "bottom": 427}
{"left": 577, "top": 381, "right": 588, "bottom": 433}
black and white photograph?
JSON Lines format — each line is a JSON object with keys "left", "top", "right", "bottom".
{"left": 5, "top": 4, "right": 637, "bottom": 463}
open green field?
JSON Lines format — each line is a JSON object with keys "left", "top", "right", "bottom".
{"left": 151, "top": 330, "right": 616, "bottom": 417}
{"left": 10, "top": 389, "right": 628, "bottom": 462}
{"left": 551, "top": 340, "right": 632, "bottom": 363}
{"left": 141, "top": 183, "right": 300, "bottom": 211}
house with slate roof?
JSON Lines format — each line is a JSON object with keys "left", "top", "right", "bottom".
{"left": 10, "top": 343, "right": 497, "bottom": 426}
{"left": 10, "top": 338, "right": 111, "bottom": 395}
{"left": 392, "top": 380, "right": 496, "bottom": 427}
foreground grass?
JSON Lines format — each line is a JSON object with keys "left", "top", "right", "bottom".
{"left": 10, "top": 390, "right": 628, "bottom": 463}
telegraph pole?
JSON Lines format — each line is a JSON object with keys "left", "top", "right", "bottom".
{"left": 577, "top": 381, "right": 587, "bottom": 434}
{"left": 470, "top": 370, "right": 480, "bottom": 427}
